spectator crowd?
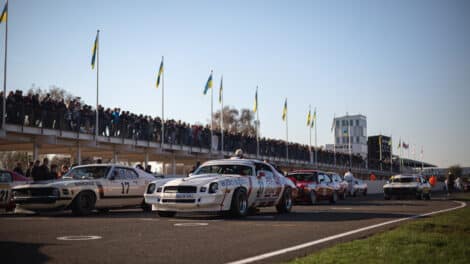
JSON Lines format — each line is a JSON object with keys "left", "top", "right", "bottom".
{"left": 1, "top": 89, "right": 365, "bottom": 168}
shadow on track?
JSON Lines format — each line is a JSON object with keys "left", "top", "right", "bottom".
{"left": 0, "top": 241, "right": 50, "bottom": 264}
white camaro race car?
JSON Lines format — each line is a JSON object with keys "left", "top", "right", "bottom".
{"left": 145, "top": 158, "right": 296, "bottom": 217}
{"left": 12, "top": 164, "right": 155, "bottom": 215}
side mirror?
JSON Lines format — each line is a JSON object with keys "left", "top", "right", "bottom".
{"left": 188, "top": 173, "right": 193, "bottom": 177}
{"left": 109, "top": 171, "right": 118, "bottom": 180}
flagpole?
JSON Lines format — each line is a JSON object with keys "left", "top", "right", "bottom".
{"left": 314, "top": 107, "right": 318, "bottom": 167}
{"left": 285, "top": 98, "right": 289, "bottom": 162}
{"left": 379, "top": 135, "right": 382, "bottom": 171}
{"left": 161, "top": 56, "right": 165, "bottom": 146}
{"left": 95, "top": 29, "right": 99, "bottom": 139}
{"left": 210, "top": 73, "right": 213, "bottom": 154}
{"left": 348, "top": 117, "right": 352, "bottom": 168}
{"left": 333, "top": 114, "right": 336, "bottom": 167}
{"left": 220, "top": 76, "right": 224, "bottom": 155}
{"left": 421, "top": 146, "right": 424, "bottom": 171}
{"left": 309, "top": 105, "right": 312, "bottom": 164}
{"left": 390, "top": 135, "right": 393, "bottom": 174}
{"left": 1, "top": 0, "right": 7, "bottom": 128}
{"left": 256, "top": 87, "right": 259, "bottom": 159}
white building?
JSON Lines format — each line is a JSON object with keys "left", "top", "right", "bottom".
{"left": 325, "top": 114, "right": 367, "bottom": 158}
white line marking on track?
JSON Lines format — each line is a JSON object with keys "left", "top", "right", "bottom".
{"left": 226, "top": 201, "right": 466, "bottom": 264}
{"left": 330, "top": 207, "right": 353, "bottom": 210}
{"left": 173, "top": 222, "right": 209, "bottom": 227}
{"left": 57, "top": 235, "right": 102, "bottom": 241}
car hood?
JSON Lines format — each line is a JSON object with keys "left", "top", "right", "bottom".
{"left": 12, "top": 178, "right": 96, "bottom": 189}
{"left": 163, "top": 174, "right": 239, "bottom": 187}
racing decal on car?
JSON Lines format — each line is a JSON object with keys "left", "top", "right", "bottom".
{"left": 96, "top": 183, "right": 105, "bottom": 198}
{"left": 220, "top": 178, "right": 248, "bottom": 187}
{"left": 74, "top": 181, "right": 96, "bottom": 186}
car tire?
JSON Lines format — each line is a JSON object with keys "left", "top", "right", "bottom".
{"left": 276, "top": 188, "right": 293, "bottom": 214}
{"left": 425, "top": 192, "right": 431, "bottom": 200}
{"left": 416, "top": 192, "right": 422, "bottom": 200}
{"left": 363, "top": 189, "right": 367, "bottom": 196}
{"left": 384, "top": 194, "right": 391, "bottom": 200}
{"left": 230, "top": 188, "right": 249, "bottom": 217}
{"left": 330, "top": 191, "right": 338, "bottom": 204}
{"left": 142, "top": 203, "right": 152, "bottom": 212}
{"left": 157, "top": 211, "right": 176, "bottom": 217}
{"left": 97, "top": 208, "right": 109, "bottom": 214}
{"left": 310, "top": 190, "right": 317, "bottom": 205}
{"left": 71, "top": 192, "right": 96, "bottom": 216}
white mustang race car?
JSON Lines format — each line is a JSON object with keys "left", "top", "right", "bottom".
{"left": 145, "top": 158, "right": 296, "bottom": 217}
{"left": 12, "top": 164, "right": 155, "bottom": 215}
{"left": 383, "top": 174, "right": 431, "bottom": 200}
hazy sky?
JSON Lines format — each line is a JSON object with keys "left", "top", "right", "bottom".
{"left": 1, "top": 0, "right": 469, "bottom": 167}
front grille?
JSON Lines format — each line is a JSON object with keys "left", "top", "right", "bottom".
{"left": 14, "top": 188, "right": 57, "bottom": 197}
{"left": 385, "top": 187, "right": 416, "bottom": 195}
{"left": 161, "top": 199, "right": 196, "bottom": 203}
{"left": 163, "top": 186, "right": 197, "bottom": 193}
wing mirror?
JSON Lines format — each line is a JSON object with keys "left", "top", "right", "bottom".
{"left": 109, "top": 170, "right": 118, "bottom": 181}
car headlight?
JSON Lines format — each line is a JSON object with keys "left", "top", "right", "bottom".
{"left": 209, "top": 183, "right": 218, "bottom": 194}
{"left": 200, "top": 187, "right": 207, "bottom": 192}
{"left": 147, "top": 183, "right": 156, "bottom": 194}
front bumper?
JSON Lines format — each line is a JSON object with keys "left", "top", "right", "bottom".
{"left": 13, "top": 196, "right": 72, "bottom": 210}
{"left": 145, "top": 192, "right": 228, "bottom": 212}
{"left": 384, "top": 187, "right": 418, "bottom": 196}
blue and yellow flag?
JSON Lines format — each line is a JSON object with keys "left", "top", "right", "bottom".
{"left": 203, "top": 71, "right": 213, "bottom": 95}
{"left": 306, "top": 109, "right": 311, "bottom": 127}
{"left": 91, "top": 31, "right": 99, "bottom": 70}
{"left": 156, "top": 57, "right": 164, "bottom": 88}
{"left": 218, "top": 76, "right": 223, "bottom": 103}
{"left": 253, "top": 87, "right": 258, "bottom": 113}
{"left": 282, "top": 98, "right": 287, "bottom": 121}
{"left": 0, "top": 1, "right": 7, "bottom": 24}
{"left": 311, "top": 108, "right": 316, "bottom": 128}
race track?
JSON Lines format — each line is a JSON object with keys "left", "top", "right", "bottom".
{"left": 0, "top": 195, "right": 463, "bottom": 264}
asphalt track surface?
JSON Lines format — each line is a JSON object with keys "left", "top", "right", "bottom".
{"left": 0, "top": 194, "right": 463, "bottom": 264}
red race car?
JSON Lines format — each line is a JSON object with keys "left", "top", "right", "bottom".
{"left": 287, "top": 170, "right": 338, "bottom": 204}
{"left": 0, "top": 170, "right": 31, "bottom": 212}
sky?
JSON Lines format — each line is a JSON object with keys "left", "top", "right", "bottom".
{"left": 1, "top": 0, "right": 469, "bottom": 167}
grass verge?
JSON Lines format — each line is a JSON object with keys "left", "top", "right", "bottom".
{"left": 288, "top": 194, "right": 470, "bottom": 264}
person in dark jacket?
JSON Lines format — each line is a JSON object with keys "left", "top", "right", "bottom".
{"left": 31, "top": 160, "right": 40, "bottom": 180}
{"left": 25, "top": 161, "right": 34, "bottom": 178}
{"left": 13, "top": 162, "right": 24, "bottom": 176}
{"left": 50, "top": 164, "right": 59, "bottom": 179}
{"left": 35, "top": 158, "right": 51, "bottom": 181}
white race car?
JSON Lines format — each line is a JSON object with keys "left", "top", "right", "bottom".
{"left": 383, "top": 174, "right": 431, "bottom": 200}
{"left": 144, "top": 158, "right": 296, "bottom": 217}
{"left": 12, "top": 164, "right": 155, "bottom": 215}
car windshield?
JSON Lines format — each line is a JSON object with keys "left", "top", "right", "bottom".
{"left": 288, "top": 173, "right": 315, "bottom": 181}
{"left": 193, "top": 165, "right": 253, "bottom": 176}
{"left": 391, "top": 177, "right": 416, "bottom": 183}
{"left": 63, "top": 166, "right": 111, "bottom": 180}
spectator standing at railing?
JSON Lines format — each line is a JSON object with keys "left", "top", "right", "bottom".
{"left": 6, "top": 91, "right": 15, "bottom": 124}
{"left": 34, "top": 158, "right": 51, "bottom": 181}
{"left": 31, "top": 160, "right": 40, "bottom": 180}
{"left": 32, "top": 93, "right": 41, "bottom": 127}
{"left": 25, "top": 161, "right": 34, "bottom": 178}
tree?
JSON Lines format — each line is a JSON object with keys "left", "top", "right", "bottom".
{"left": 448, "top": 165, "right": 462, "bottom": 178}
{"left": 212, "top": 106, "right": 256, "bottom": 136}
{"left": 28, "top": 84, "right": 76, "bottom": 104}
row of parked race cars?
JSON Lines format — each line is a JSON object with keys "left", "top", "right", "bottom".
{"left": 0, "top": 157, "right": 432, "bottom": 217}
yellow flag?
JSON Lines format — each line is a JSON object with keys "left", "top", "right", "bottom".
{"left": 282, "top": 98, "right": 287, "bottom": 121}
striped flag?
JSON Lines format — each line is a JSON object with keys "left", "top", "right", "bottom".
{"left": 306, "top": 109, "right": 311, "bottom": 126}
{"left": 0, "top": 1, "right": 7, "bottom": 24}
{"left": 156, "top": 57, "right": 164, "bottom": 88}
{"left": 218, "top": 76, "right": 223, "bottom": 103}
{"left": 203, "top": 71, "right": 213, "bottom": 95}
{"left": 253, "top": 87, "right": 258, "bottom": 113}
{"left": 282, "top": 98, "right": 287, "bottom": 121}
{"left": 91, "top": 31, "right": 99, "bottom": 70}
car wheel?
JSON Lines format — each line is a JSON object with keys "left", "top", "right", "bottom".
{"left": 72, "top": 192, "right": 96, "bottom": 216}
{"left": 363, "top": 189, "right": 367, "bottom": 196}
{"left": 384, "top": 194, "right": 391, "bottom": 200}
{"left": 142, "top": 203, "right": 152, "bottom": 212}
{"left": 310, "top": 190, "right": 317, "bottom": 205}
{"left": 416, "top": 192, "right": 422, "bottom": 200}
{"left": 425, "top": 192, "right": 431, "bottom": 200}
{"left": 157, "top": 211, "right": 176, "bottom": 217}
{"left": 276, "top": 188, "right": 292, "bottom": 214}
{"left": 97, "top": 208, "right": 109, "bottom": 214}
{"left": 330, "top": 191, "right": 338, "bottom": 204}
{"left": 230, "top": 188, "right": 248, "bottom": 217}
